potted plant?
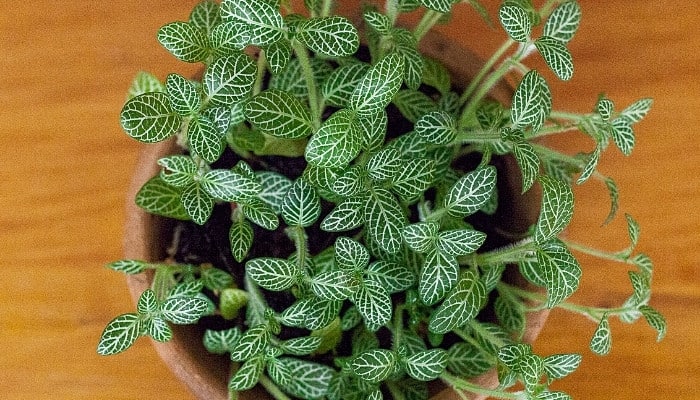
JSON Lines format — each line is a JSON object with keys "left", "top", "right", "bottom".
{"left": 99, "top": 1, "right": 666, "bottom": 399}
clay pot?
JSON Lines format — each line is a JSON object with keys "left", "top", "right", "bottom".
{"left": 124, "top": 27, "right": 548, "bottom": 400}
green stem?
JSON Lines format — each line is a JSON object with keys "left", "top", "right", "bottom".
{"left": 563, "top": 239, "right": 633, "bottom": 265}
{"left": 474, "top": 237, "right": 537, "bottom": 266}
{"left": 291, "top": 40, "right": 322, "bottom": 128}
{"left": 244, "top": 275, "right": 268, "bottom": 327}
{"left": 459, "top": 39, "right": 514, "bottom": 107}
{"left": 257, "top": 374, "right": 292, "bottom": 400}
{"left": 441, "top": 372, "right": 520, "bottom": 400}
{"left": 413, "top": 10, "right": 444, "bottom": 43}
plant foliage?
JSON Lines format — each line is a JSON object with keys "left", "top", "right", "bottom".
{"left": 100, "top": 1, "right": 664, "bottom": 399}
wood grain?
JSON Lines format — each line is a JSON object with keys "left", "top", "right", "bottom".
{"left": 1, "top": 1, "right": 697, "bottom": 399}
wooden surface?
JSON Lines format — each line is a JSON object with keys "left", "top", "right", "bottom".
{"left": 1, "top": 1, "right": 697, "bottom": 399}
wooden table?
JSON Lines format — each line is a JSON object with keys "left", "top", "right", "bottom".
{"left": 1, "top": 1, "right": 697, "bottom": 398}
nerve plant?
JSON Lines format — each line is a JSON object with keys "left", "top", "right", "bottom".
{"left": 98, "top": 0, "right": 666, "bottom": 399}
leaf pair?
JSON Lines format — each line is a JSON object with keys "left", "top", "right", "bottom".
{"left": 351, "top": 347, "right": 448, "bottom": 384}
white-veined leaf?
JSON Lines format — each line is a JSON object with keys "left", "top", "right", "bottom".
{"left": 280, "top": 336, "right": 322, "bottom": 356}
{"left": 543, "top": 1, "right": 581, "bottom": 43}
{"left": 404, "top": 348, "right": 448, "bottom": 381}
{"left": 534, "top": 176, "right": 573, "bottom": 244}
{"left": 230, "top": 325, "right": 269, "bottom": 361}
{"left": 245, "top": 89, "right": 313, "bottom": 139}
{"left": 415, "top": 110, "right": 456, "bottom": 145}
{"left": 543, "top": 353, "right": 582, "bottom": 380}
{"left": 143, "top": 317, "right": 173, "bottom": 342}
{"left": 351, "top": 349, "right": 397, "bottom": 383}
{"left": 512, "top": 140, "right": 540, "bottom": 193}
{"left": 610, "top": 117, "right": 635, "bottom": 155}
{"left": 597, "top": 97, "right": 614, "bottom": 121}
{"left": 446, "top": 342, "right": 493, "bottom": 378}
{"left": 392, "top": 157, "right": 435, "bottom": 203}
{"left": 536, "top": 239, "right": 581, "bottom": 308}
{"left": 97, "top": 313, "right": 141, "bottom": 355}
{"left": 311, "top": 270, "right": 356, "bottom": 300}
{"left": 200, "top": 169, "right": 261, "bottom": 202}
{"left": 297, "top": 16, "right": 359, "bottom": 57}
{"left": 165, "top": 73, "right": 201, "bottom": 116}
{"left": 267, "top": 358, "right": 292, "bottom": 387}
{"left": 135, "top": 176, "right": 189, "bottom": 220}
{"left": 127, "top": 71, "right": 164, "bottom": 100}
{"left": 281, "top": 178, "right": 321, "bottom": 227}
{"left": 499, "top": 3, "right": 531, "bottom": 42}
{"left": 160, "top": 296, "right": 209, "bottom": 324}
{"left": 242, "top": 198, "right": 279, "bottom": 230}
{"left": 203, "top": 327, "right": 241, "bottom": 354}
{"left": 402, "top": 221, "right": 439, "bottom": 253}
{"left": 511, "top": 70, "right": 551, "bottom": 131}
{"left": 436, "top": 228, "right": 487, "bottom": 257}
{"left": 228, "top": 355, "right": 264, "bottom": 391}
{"left": 203, "top": 53, "right": 257, "bottom": 106}
{"left": 276, "top": 358, "right": 334, "bottom": 399}
{"left": 619, "top": 98, "right": 653, "bottom": 124}
{"left": 419, "top": 249, "right": 458, "bottom": 306}
{"left": 334, "top": 236, "right": 370, "bottom": 271}
{"left": 365, "top": 188, "right": 405, "bottom": 254}
{"left": 535, "top": 36, "right": 574, "bottom": 81}
{"left": 158, "top": 155, "right": 197, "bottom": 188}
{"left": 443, "top": 166, "right": 497, "bottom": 218}
{"left": 181, "top": 182, "right": 214, "bottom": 225}
{"left": 576, "top": 143, "right": 601, "bottom": 184}
{"left": 589, "top": 316, "right": 611, "bottom": 355}
{"left": 137, "top": 289, "right": 158, "bottom": 315}
{"left": 428, "top": 270, "right": 487, "bottom": 334}
{"left": 120, "top": 92, "right": 181, "bottom": 143}
{"left": 350, "top": 52, "right": 404, "bottom": 117}
{"left": 188, "top": 114, "right": 224, "bottom": 163}
{"left": 189, "top": 0, "right": 221, "bottom": 35}
{"left": 210, "top": 20, "right": 249, "bottom": 54}
{"left": 322, "top": 62, "right": 370, "bottom": 108}
{"left": 363, "top": 10, "right": 391, "bottom": 35}
{"left": 305, "top": 109, "right": 361, "bottom": 168}
{"left": 367, "top": 147, "right": 402, "bottom": 182}
{"left": 256, "top": 171, "right": 293, "bottom": 213}
{"left": 365, "top": 261, "right": 415, "bottom": 293}
{"left": 639, "top": 305, "right": 667, "bottom": 341}
{"left": 246, "top": 257, "right": 298, "bottom": 291}
{"left": 229, "top": 218, "right": 253, "bottom": 262}
{"left": 201, "top": 266, "right": 234, "bottom": 291}
{"left": 357, "top": 110, "right": 387, "bottom": 151}
{"left": 107, "top": 259, "right": 149, "bottom": 275}
{"left": 320, "top": 196, "right": 365, "bottom": 232}
{"left": 420, "top": 0, "right": 452, "bottom": 13}
{"left": 494, "top": 294, "right": 525, "bottom": 334}
{"left": 220, "top": 0, "right": 285, "bottom": 46}
{"left": 352, "top": 279, "right": 392, "bottom": 327}
{"left": 157, "top": 21, "right": 209, "bottom": 63}
{"left": 265, "top": 39, "right": 292, "bottom": 74}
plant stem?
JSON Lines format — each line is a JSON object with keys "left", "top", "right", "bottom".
{"left": 473, "top": 238, "right": 537, "bottom": 266}
{"left": 291, "top": 40, "right": 322, "bottom": 128}
{"left": 257, "top": 374, "right": 292, "bottom": 400}
{"left": 563, "top": 239, "right": 633, "bottom": 265}
{"left": 441, "top": 372, "right": 519, "bottom": 400}
{"left": 459, "top": 39, "right": 514, "bottom": 107}
{"left": 413, "top": 10, "right": 444, "bottom": 43}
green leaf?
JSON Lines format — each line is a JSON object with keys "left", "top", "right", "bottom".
{"left": 392, "top": 89, "right": 438, "bottom": 123}
{"left": 322, "top": 62, "right": 371, "bottom": 108}
{"left": 364, "top": 10, "right": 392, "bottom": 35}
{"left": 365, "top": 188, "right": 405, "bottom": 254}
{"left": 403, "top": 221, "right": 439, "bottom": 253}
{"left": 160, "top": 296, "right": 209, "bottom": 324}
{"left": 535, "top": 36, "right": 574, "bottom": 81}
{"left": 210, "top": 21, "right": 250, "bottom": 54}
{"left": 137, "top": 289, "right": 159, "bottom": 315}
{"left": 267, "top": 359, "right": 292, "bottom": 387}
{"left": 495, "top": 293, "right": 526, "bottom": 334}
{"left": 536, "top": 239, "right": 581, "bottom": 308}
{"left": 230, "top": 325, "right": 269, "bottom": 361}
{"left": 165, "top": 73, "right": 201, "bottom": 116}
{"left": 603, "top": 177, "right": 619, "bottom": 225}
{"left": 321, "top": 196, "right": 365, "bottom": 232}
{"left": 281, "top": 178, "right": 321, "bottom": 227}
{"left": 201, "top": 267, "right": 234, "bottom": 291}
{"left": 334, "top": 236, "right": 370, "bottom": 271}
{"left": 143, "top": 317, "right": 173, "bottom": 342}
{"left": 220, "top": 0, "right": 285, "bottom": 46}
{"left": 350, "top": 52, "right": 405, "bottom": 117}
{"left": 280, "top": 336, "right": 322, "bottom": 356}
{"left": 305, "top": 109, "right": 361, "bottom": 168}
{"left": 511, "top": 70, "right": 551, "bottom": 131}
{"left": 366, "top": 261, "right": 415, "bottom": 293}
{"left": 543, "top": 353, "right": 582, "bottom": 380}
{"left": 276, "top": 358, "right": 334, "bottom": 399}
{"left": 311, "top": 270, "right": 356, "bottom": 300}
{"left": 415, "top": 110, "right": 456, "bottom": 145}
{"left": 257, "top": 171, "right": 294, "bottom": 213}
{"left": 497, "top": 343, "right": 530, "bottom": 369}
{"left": 246, "top": 258, "right": 298, "bottom": 291}
{"left": 610, "top": 117, "right": 635, "bottom": 155}
{"left": 520, "top": 353, "right": 545, "bottom": 392}
{"left": 421, "top": 57, "right": 451, "bottom": 95}
{"left": 351, "top": 349, "right": 397, "bottom": 383}
{"left": 499, "top": 3, "right": 531, "bottom": 42}
{"left": 188, "top": 115, "right": 224, "bottom": 163}
{"left": 446, "top": 342, "right": 493, "bottom": 378}
{"left": 126, "top": 71, "right": 164, "bottom": 100}
{"left": 200, "top": 169, "right": 261, "bottom": 202}
{"left": 135, "top": 176, "right": 189, "bottom": 220}
{"left": 157, "top": 21, "right": 209, "bottom": 63}
{"left": 420, "top": 0, "right": 452, "bottom": 13}
{"left": 576, "top": 143, "right": 601, "bottom": 184}
{"left": 297, "top": 16, "right": 359, "bottom": 57}
{"left": 107, "top": 259, "right": 149, "bottom": 275}
{"left": 245, "top": 89, "right": 314, "bottom": 139}
{"left": 597, "top": 97, "right": 614, "bottom": 121}
{"left": 332, "top": 166, "right": 365, "bottom": 198}
{"left": 352, "top": 280, "right": 392, "bottom": 327}
{"left": 589, "top": 316, "right": 612, "bottom": 355}
{"left": 158, "top": 155, "right": 197, "bottom": 188}
{"left": 428, "top": 270, "right": 487, "bottom": 334}
{"left": 97, "top": 313, "right": 141, "bottom": 355}
{"left": 229, "top": 355, "right": 264, "bottom": 391}
{"left": 265, "top": 39, "right": 292, "bottom": 74}
{"left": 242, "top": 198, "right": 279, "bottom": 230}
{"left": 443, "top": 166, "right": 497, "bottom": 218}
{"left": 203, "top": 328, "right": 241, "bottom": 355}
{"left": 203, "top": 53, "right": 257, "bottom": 106}
{"left": 189, "top": 0, "right": 221, "bottom": 35}
{"left": 619, "top": 98, "right": 653, "bottom": 124}
{"left": 229, "top": 218, "right": 254, "bottom": 262}
{"left": 534, "top": 176, "right": 574, "bottom": 244}
{"left": 512, "top": 140, "right": 540, "bottom": 193}
{"left": 120, "top": 92, "right": 181, "bottom": 143}
{"left": 356, "top": 111, "right": 388, "bottom": 152}
{"left": 220, "top": 288, "right": 248, "bottom": 320}
{"left": 639, "top": 305, "right": 667, "bottom": 341}
{"left": 404, "top": 348, "right": 448, "bottom": 381}
{"left": 436, "top": 229, "right": 487, "bottom": 257}
{"left": 181, "top": 182, "right": 214, "bottom": 225}
{"left": 544, "top": 1, "right": 581, "bottom": 43}
{"left": 367, "top": 148, "right": 402, "bottom": 182}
